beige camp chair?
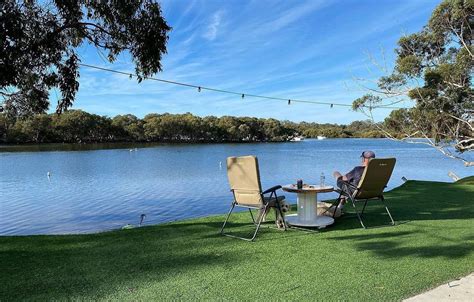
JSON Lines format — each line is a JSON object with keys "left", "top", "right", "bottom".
{"left": 333, "top": 158, "right": 396, "bottom": 228}
{"left": 220, "top": 155, "right": 287, "bottom": 241}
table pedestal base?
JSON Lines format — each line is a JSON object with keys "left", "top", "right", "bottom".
{"left": 285, "top": 191, "right": 334, "bottom": 229}
{"left": 286, "top": 214, "right": 334, "bottom": 228}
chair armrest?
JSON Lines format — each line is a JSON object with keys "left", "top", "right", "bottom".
{"left": 340, "top": 180, "right": 358, "bottom": 190}
{"left": 262, "top": 185, "right": 282, "bottom": 195}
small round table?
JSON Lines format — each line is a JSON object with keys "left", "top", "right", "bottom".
{"left": 282, "top": 184, "right": 335, "bottom": 228}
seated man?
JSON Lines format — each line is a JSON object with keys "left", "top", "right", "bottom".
{"left": 332, "top": 150, "right": 376, "bottom": 212}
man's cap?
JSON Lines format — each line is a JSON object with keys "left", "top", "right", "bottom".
{"left": 361, "top": 150, "right": 376, "bottom": 159}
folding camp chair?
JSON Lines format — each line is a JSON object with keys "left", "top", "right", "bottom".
{"left": 220, "top": 155, "right": 287, "bottom": 241}
{"left": 331, "top": 158, "right": 396, "bottom": 228}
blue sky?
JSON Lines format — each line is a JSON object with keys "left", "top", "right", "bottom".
{"left": 71, "top": 0, "right": 441, "bottom": 123}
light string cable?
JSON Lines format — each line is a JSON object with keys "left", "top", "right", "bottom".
{"left": 78, "top": 63, "right": 407, "bottom": 110}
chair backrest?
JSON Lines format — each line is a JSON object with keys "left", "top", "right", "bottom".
{"left": 355, "top": 158, "right": 396, "bottom": 199}
{"left": 227, "top": 156, "right": 263, "bottom": 207}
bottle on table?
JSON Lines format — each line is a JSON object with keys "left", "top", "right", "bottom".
{"left": 320, "top": 172, "right": 325, "bottom": 187}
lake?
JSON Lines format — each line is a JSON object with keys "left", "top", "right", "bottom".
{"left": 0, "top": 139, "right": 472, "bottom": 235}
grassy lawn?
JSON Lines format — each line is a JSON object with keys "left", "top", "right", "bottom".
{"left": 1, "top": 177, "right": 473, "bottom": 301}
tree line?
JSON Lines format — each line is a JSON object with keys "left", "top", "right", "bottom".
{"left": 0, "top": 110, "right": 384, "bottom": 144}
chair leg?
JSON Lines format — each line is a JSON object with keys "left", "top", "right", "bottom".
{"left": 381, "top": 196, "right": 395, "bottom": 225}
{"left": 249, "top": 205, "right": 267, "bottom": 241}
{"left": 220, "top": 202, "right": 236, "bottom": 234}
{"left": 320, "top": 191, "right": 343, "bottom": 218}
{"left": 331, "top": 196, "right": 343, "bottom": 218}
{"left": 274, "top": 204, "right": 278, "bottom": 221}
{"left": 349, "top": 196, "right": 394, "bottom": 228}
{"left": 249, "top": 208, "right": 256, "bottom": 224}
{"left": 349, "top": 196, "right": 366, "bottom": 229}
{"left": 361, "top": 199, "right": 368, "bottom": 216}
{"left": 255, "top": 206, "right": 265, "bottom": 223}
{"left": 221, "top": 203, "right": 268, "bottom": 241}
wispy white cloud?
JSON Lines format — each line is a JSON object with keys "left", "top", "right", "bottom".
{"left": 203, "top": 10, "right": 224, "bottom": 41}
{"left": 256, "top": 0, "right": 330, "bottom": 34}
{"left": 72, "top": 0, "right": 440, "bottom": 123}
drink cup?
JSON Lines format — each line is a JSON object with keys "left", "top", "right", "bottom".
{"left": 297, "top": 179, "right": 303, "bottom": 189}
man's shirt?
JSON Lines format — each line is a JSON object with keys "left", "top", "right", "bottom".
{"left": 345, "top": 166, "right": 365, "bottom": 186}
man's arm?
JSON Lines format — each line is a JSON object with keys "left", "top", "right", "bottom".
{"left": 333, "top": 171, "right": 348, "bottom": 181}
{"left": 344, "top": 167, "right": 359, "bottom": 183}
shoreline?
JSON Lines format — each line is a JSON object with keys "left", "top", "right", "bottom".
{"left": 2, "top": 177, "right": 472, "bottom": 237}
{"left": 0, "top": 137, "right": 408, "bottom": 152}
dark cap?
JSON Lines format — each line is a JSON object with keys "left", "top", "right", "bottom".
{"left": 361, "top": 150, "right": 376, "bottom": 159}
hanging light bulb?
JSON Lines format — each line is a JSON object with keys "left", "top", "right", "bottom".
{"left": 129, "top": 74, "right": 133, "bottom": 79}
{"left": 241, "top": 94, "right": 245, "bottom": 99}
{"left": 330, "top": 104, "right": 334, "bottom": 108}
{"left": 198, "top": 86, "right": 201, "bottom": 92}
{"left": 288, "top": 99, "right": 291, "bottom": 105}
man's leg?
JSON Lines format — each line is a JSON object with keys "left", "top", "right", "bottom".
{"left": 332, "top": 172, "right": 347, "bottom": 212}
{"left": 336, "top": 176, "right": 347, "bottom": 208}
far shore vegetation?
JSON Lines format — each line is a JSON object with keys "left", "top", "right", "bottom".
{"left": 0, "top": 110, "right": 390, "bottom": 144}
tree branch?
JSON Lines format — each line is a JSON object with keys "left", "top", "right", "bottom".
{"left": 447, "top": 17, "right": 474, "bottom": 59}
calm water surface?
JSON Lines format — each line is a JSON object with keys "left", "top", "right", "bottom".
{"left": 0, "top": 139, "right": 472, "bottom": 235}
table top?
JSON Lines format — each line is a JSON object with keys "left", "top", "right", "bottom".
{"left": 282, "top": 184, "right": 334, "bottom": 193}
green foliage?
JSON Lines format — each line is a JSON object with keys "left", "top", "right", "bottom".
{"left": 0, "top": 0, "right": 171, "bottom": 117}
{"left": 0, "top": 111, "right": 384, "bottom": 144}
{"left": 378, "top": 74, "right": 407, "bottom": 92}
{"left": 384, "top": 109, "right": 413, "bottom": 138}
{"left": 354, "top": 0, "right": 473, "bottom": 156}
{"left": 393, "top": 1, "right": 473, "bottom": 138}
{"left": 396, "top": 54, "right": 423, "bottom": 77}
{"left": 352, "top": 94, "right": 382, "bottom": 111}
{"left": 112, "top": 114, "right": 145, "bottom": 141}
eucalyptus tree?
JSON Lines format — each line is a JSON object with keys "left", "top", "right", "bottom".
{"left": 51, "top": 110, "right": 96, "bottom": 142}
{"left": 352, "top": 0, "right": 473, "bottom": 166}
{"left": 112, "top": 114, "right": 144, "bottom": 141}
{"left": 1, "top": 0, "right": 171, "bottom": 117}
{"left": 143, "top": 113, "right": 164, "bottom": 141}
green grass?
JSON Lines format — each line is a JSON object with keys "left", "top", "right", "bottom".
{"left": 1, "top": 178, "right": 473, "bottom": 301}
{"left": 456, "top": 175, "right": 474, "bottom": 185}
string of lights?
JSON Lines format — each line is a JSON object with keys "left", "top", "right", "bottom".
{"left": 79, "top": 63, "right": 406, "bottom": 109}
